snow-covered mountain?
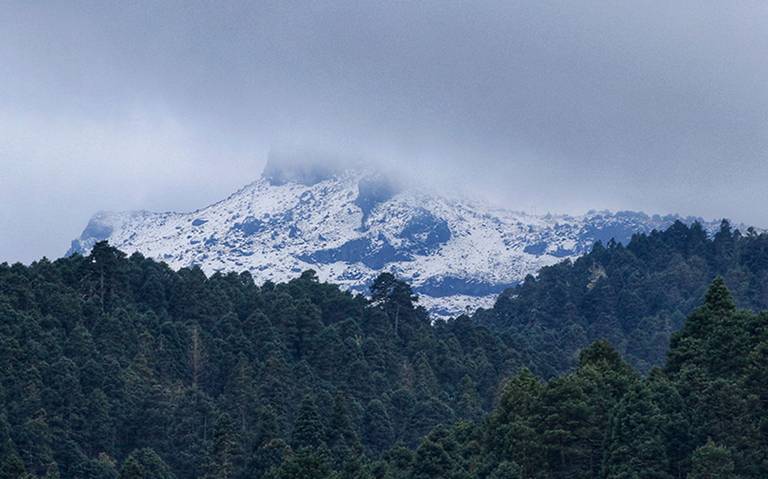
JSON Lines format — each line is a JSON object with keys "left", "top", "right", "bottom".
{"left": 68, "top": 159, "right": 721, "bottom": 317}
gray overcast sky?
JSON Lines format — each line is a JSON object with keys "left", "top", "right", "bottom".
{"left": 1, "top": 1, "right": 767, "bottom": 263}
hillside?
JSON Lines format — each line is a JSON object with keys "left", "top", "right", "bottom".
{"left": 0, "top": 242, "right": 516, "bottom": 478}
{"left": 1, "top": 240, "right": 766, "bottom": 478}
{"left": 476, "top": 219, "right": 768, "bottom": 374}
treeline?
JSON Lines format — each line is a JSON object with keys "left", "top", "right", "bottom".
{"left": 477, "top": 220, "right": 768, "bottom": 375}
{"left": 0, "top": 242, "right": 516, "bottom": 478}
{"left": 379, "top": 278, "right": 767, "bottom": 478}
{"left": 1, "top": 221, "right": 767, "bottom": 478}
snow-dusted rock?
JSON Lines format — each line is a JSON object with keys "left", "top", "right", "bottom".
{"left": 68, "top": 162, "right": 720, "bottom": 318}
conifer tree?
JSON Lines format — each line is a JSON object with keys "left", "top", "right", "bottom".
{"left": 327, "top": 392, "right": 361, "bottom": 457}
{"left": 265, "top": 447, "right": 332, "bottom": 479}
{"left": 413, "top": 353, "right": 439, "bottom": 399}
{"left": 118, "top": 456, "right": 144, "bottom": 479}
{"left": 456, "top": 375, "right": 482, "bottom": 422}
{"left": 410, "top": 436, "right": 455, "bottom": 479}
{"left": 688, "top": 440, "right": 737, "bottom": 479}
{"left": 246, "top": 439, "right": 290, "bottom": 479}
{"left": 203, "top": 413, "right": 240, "bottom": 479}
{"left": 363, "top": 399, "right": 394, "bottom": 456}
{"left": 646, "top": 370, "right": 693, "bottom": 478}
{"left": 603, "top": 383, "right": 671, "bottom": 479}
{"left": 71, "top": 456, "right": 118, "bottom": 479}
{"left": 667, "top": 278, "right": 737, "bottom": 375}
{"left": 485, "top": 369, "right": 543, "bottom": 476}
{"left": 0, "top": 443, "right": 27, "bottom": 479}
{"left": 488, "top": 461, "right": 523, "bottom": 479}
{"left": 228, "top": 354, "right": 257, "bottom": 434}
{"left": 292, "top": 396, "right": 325, "bottom": 450}
{"left": 254, "top": 406, "right": 281, "bottom": 449}
{"left": 119, "top": 449, "right": 174, "bottom": 479}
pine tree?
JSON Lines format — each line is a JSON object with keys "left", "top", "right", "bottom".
{"left": 71, "top": 456, "right": 118, "bottom": 479}
{"left": 646, "top": 370, "right": 693, "bottom": 479}
{"left": 538, "top": 375, "right": 594, "bottom": 478}
{"left": 327, "top": 392, "right": 361, "bottom": 458}
{"left": 245, "top": 439, "right": 290, "bottom": 479}
{"left": 292, "top": 396, "right": 325, "bottom": 450}
{"left": 86, "top": 389, "right": 115, "bottom": 457}
{"left": 363, "top": 399, "right": 394, "bottom": 456}
{"left": 14, "top": 410, "right": 55, "bottom": 477}
{"left": 0, "top": 443, "right": 27, "bottom": 479}
{"left": 290, "top": 299, "right": 323, "bottom": 360}
{"left": 167, "top": 387, "right": 216, "bottom": 478}
{"left": 253, "top": 406, "right": 281, "bottom": 448}
{"left": 704, "top": 277, "right": 737, "bottom": 314}
{"left": 388, "top": 388, "right": 416, "bottom": 441}
{"left": 203, "top": 413, "right": 241, "bottom": 479}
{"left": 369, "top": 273, "right": 419, "bottom": 339}
{"left": 488, "top": 461, "right": 522, "bottom": 479}
{"left": 410, "top": 437, "right": 455, "bottom": 479}
{"left": 667, "top": 278, "right": 738, "bottom": 375}
{"left": 119, "top": 449, "right": 174, "bottom": 479}
{"left": 228, "top": 354, "right": 257, "bottom": 434}
{"left": 603, "top": 384, "right": 671, "bottom": 479}
{"left": 688, "top": 440, "right": 737, "bottom": 479}
{"left": 405, "top": 398, "right": 454, "bottom": 449}
{"left": 413, "top": 353, "right": 439, "bottom": 399}
{"left": 576, "top": 341, "right": 638, "bottom": 477}
{"left": 485, "top": 369, "right": 543, "bottom": 476}
{"left": 259, "top": 354, "right": 293, "bottom": 425}
{"left": 456, "top": 375, "right": 482, "bottom": 422}
{"left": 265, "top": 447, "right": 332, "bottom": 479}
{"left": 118, "top": 456, "right": 145, "bottom": 479}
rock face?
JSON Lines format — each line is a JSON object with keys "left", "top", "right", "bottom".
{"left": 68, "top": 159, "right": 720, "bottom": 317}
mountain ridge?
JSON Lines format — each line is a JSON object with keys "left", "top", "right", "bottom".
{"left": 68, "top": 161, "right": 725, "bottom": 317}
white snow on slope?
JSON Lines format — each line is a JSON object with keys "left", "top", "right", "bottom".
{"left": 69, "top": 165, "right": 721, "bottom": 318}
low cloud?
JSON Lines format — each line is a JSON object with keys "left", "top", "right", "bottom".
{"left": 1, "top": 1, "right": 767, "bottom": 262}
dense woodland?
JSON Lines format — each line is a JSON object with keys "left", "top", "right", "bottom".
{"left": 478, "top": 220, "right": 768, "bottom": 375}
{"left": 0, "top": 221, "right": 766, "bottom": 478}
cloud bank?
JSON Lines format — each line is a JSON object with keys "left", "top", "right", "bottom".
{"left": 1, "top": 1, "right": 767, "bottom": 262}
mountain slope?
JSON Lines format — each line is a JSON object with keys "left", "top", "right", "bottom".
{"left": 68, "top": 160, "right": 721, "bottom": 317}
{"left": 475, "top": 219, "right": 768, "bottom": 374}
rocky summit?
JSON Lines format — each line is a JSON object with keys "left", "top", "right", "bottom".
{"left": 68, "top": 158, "right": 720, "bottom": 317}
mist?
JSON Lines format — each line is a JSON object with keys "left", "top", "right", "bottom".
{"left": 1, "top": 1, "right": 767, "bottom": 263}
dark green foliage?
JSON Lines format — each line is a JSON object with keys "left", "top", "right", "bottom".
{"left": 326, "top": 392, "right": 361, "bottom": 459}
{"left": 264, "top": 448, "right": 332, "bottom": 479}
{"left": 645, "top": 370, "right": 693, "bottom": 478}
{"left": 0, "top": 445, "right": 28, "bottom": 479}
{"left": 603, "top": 384, "right": 671, "bottom": 479}
{"left": 363, "top": 400, "right": 393, "bottom": 456}
{"left": 0, "top": 242, "right": 516, "bottom": 478}
{"left": 291, "top": 396, "right": 324, "bottom": 451}
{"left": 118, "top": 449, "right": 174, "bottom": 479}
{"left": 455, "top": 376, "right": 482, "bottom": 422}
{"left": 474, "top": 279, "right": 766, "bottom": 479}
{"left": 477, "top": 220, "right": 768, "bottom": 374}
{"left": 688, "top": 440, "right": 738, "bottom": 479}
{"left": 202, "top": 413, "right": 240, "bottom": 479}
{"left": 71, "top": 455, "right": 118, "bottom": 479}
{"left": 410, "top": 437, "right": 455, "bottom": 479}
{"left": 485, "top": 369, "right": 543, "bottom": 476}
{"left": 2, "top": 226, "right": 768, "bottom": 478}
{"left": 488, "top": 462, "right": 522, "bottom": 479}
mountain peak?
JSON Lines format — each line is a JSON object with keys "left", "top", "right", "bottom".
{"left": 68, "top": 171, "right": 726, "bottom": 318}
{"left": 261, "top": 149, "right": 365, "bottom": 186}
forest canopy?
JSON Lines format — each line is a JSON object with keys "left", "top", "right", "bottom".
{"left": 1, "top": 220, "right": 767, "bottom": 478}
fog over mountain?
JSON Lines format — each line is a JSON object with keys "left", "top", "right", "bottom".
{"left": 67, "top": 153, "right": 727, "bottom": 317}
{"left": 1, "top": 1, "right": 767, "bottom": 263}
